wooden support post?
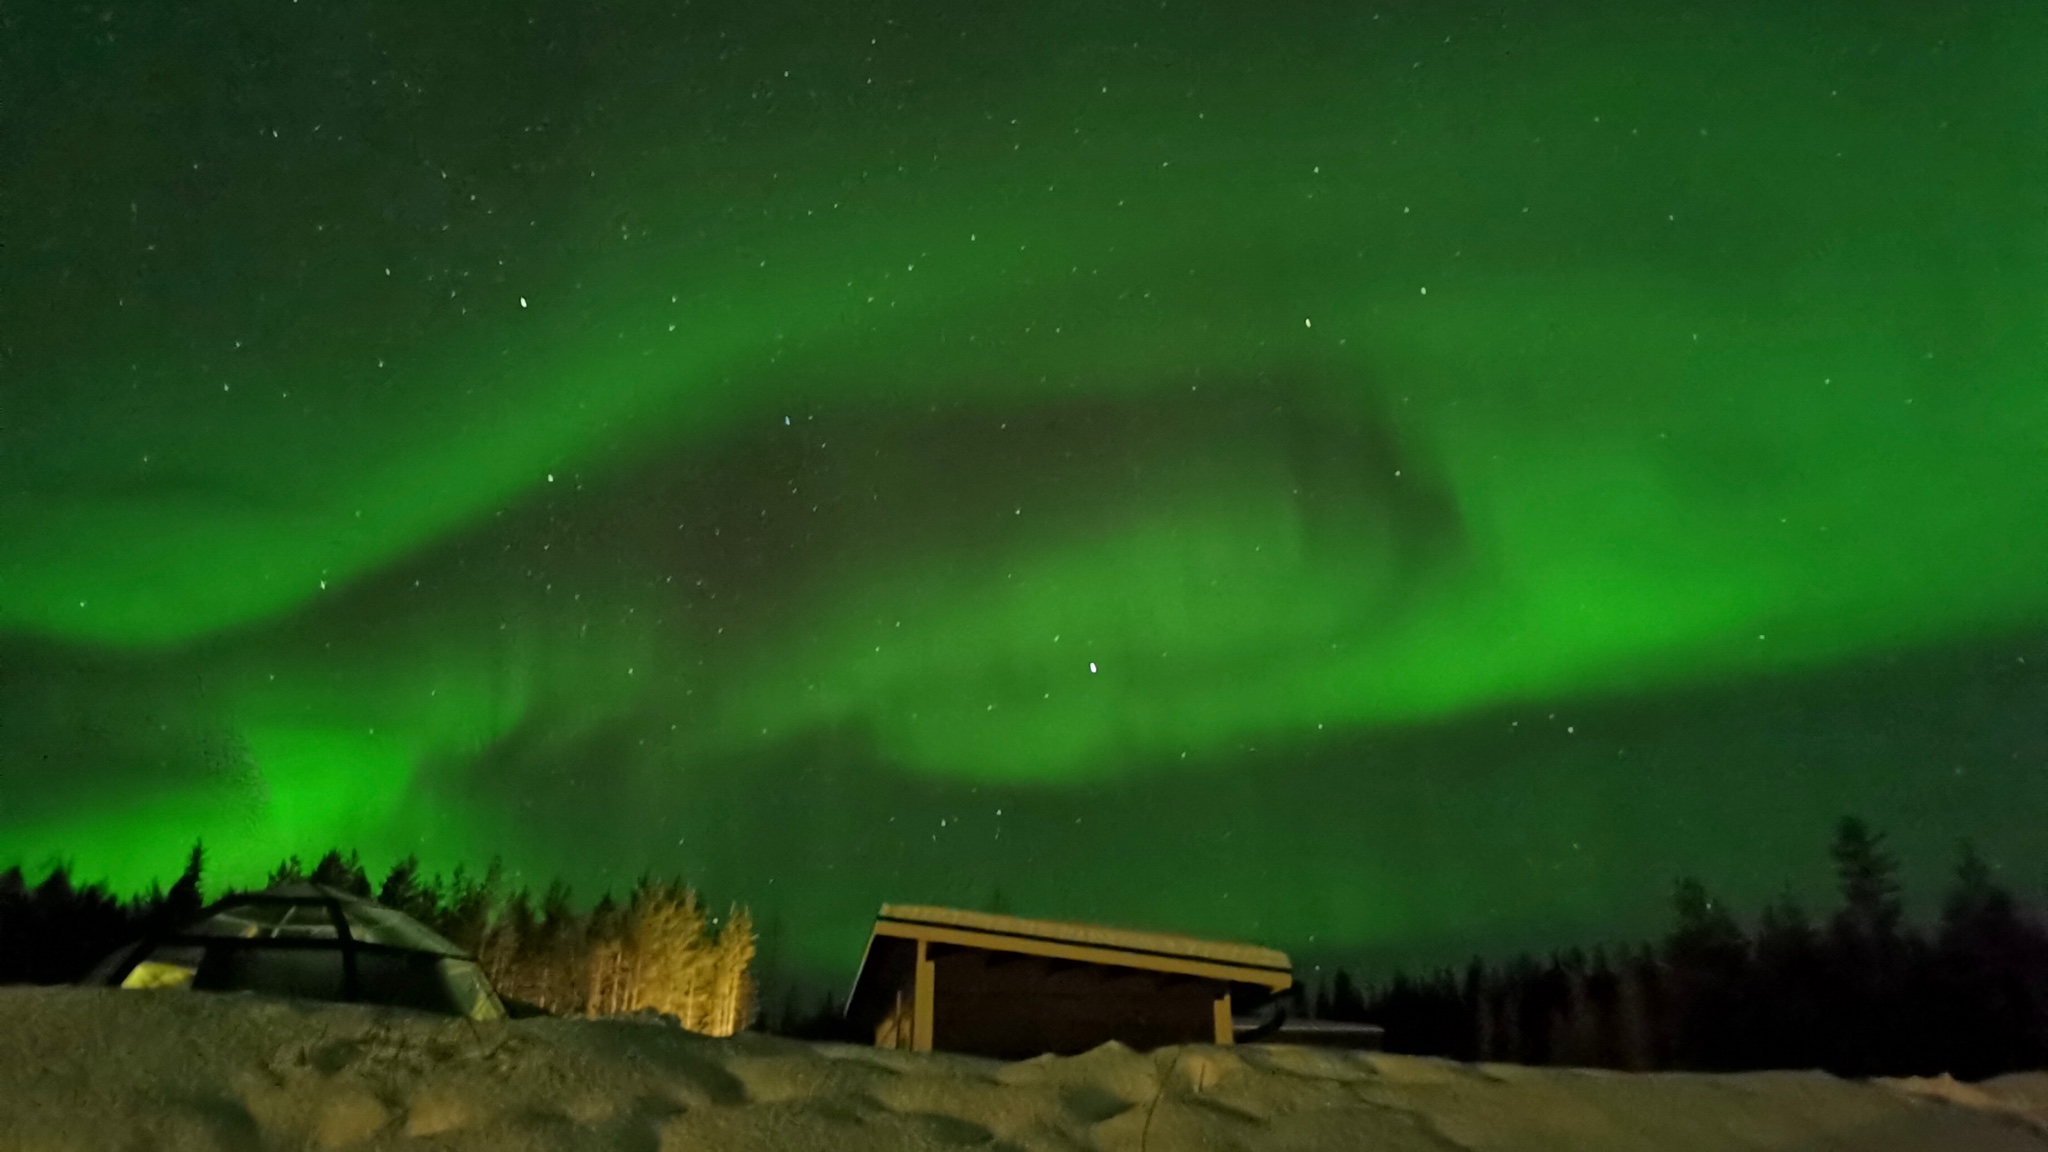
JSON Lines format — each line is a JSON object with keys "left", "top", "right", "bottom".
{"left": 912, "top": 937, "right": 936, "bottom": 1052}
{"left": 1213, "top": 988, "right": 1234, "bottom": 1046}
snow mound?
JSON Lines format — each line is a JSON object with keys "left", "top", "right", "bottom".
{"left": 3, "top": 986, "right": 2045, "bottom": 1151}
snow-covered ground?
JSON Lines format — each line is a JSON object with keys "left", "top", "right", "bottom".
{"left": 3, "top": 986, "right": 2044, "bottom": 1151}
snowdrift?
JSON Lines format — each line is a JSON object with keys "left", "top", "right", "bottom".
{"left": 3, "top": 986, "right": 2045, "bottom": 1151}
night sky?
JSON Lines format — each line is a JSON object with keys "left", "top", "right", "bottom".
{"left": 5, "top": 0, "right": 2045, "bottom": 987}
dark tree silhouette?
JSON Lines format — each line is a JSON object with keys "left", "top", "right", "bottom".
{"left": 0, "top": 864, "right": 133, "bottom": 985}
{"left": 1752, "top": 892, "right": 1827, "bottom": 1070}
{"left": 266, "top": 855, "right": 306, "bottom": 887}
{"left": 779, "top": 988, "right": 863, "bottom": 1041}
{"left": 165, "top": 842, "right": 206, "bottom": 924}
{"left": 1343, "top": 818, "right": 2048, "bottom": 1081}
{"left": 308, "top": 849, "right": 372, "bottom": 898}
{"left": 1831, "top": 818, "right": 1905, "bottom": 942}
{"left": 1323, "top": 969, "right": 1367, "bottom": 1021}
{"left": 132, "top": 841, "right": 208, "bottom": 941}
{"left": 1933, "top": 841, "right": 2048, "bottom": 1078}
{"left": 1664, "top": 877, "right": 1751, "bottom": 1069}
{"left": 437, "top": 860, "right": 504, "bottom": 954}
{"left": 6, "top": 820, "right": 2046, "bottom": 1074}
{"left": 1824, "top": 817, "right": 1909, "bottom": 1075}
{"left": 376, "top": 854, "right": 434, "bottom": 923}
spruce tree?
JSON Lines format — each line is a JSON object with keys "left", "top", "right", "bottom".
{"left": 1940, "top": 841, "right": 2015, "bottom": 940}
{"left": 1461, "top": 959, "right": 1487, "bottom": 1061}
{"left": 165, "top": 840, "right": 205, "bottom": 922}
{"left": 1327, "top": 969, "right": 1367, "bottom": 1021}
{"left": 1935, "top": 841, "right": 2047, "bottom": 1077}
{"left": 1753, "top": 893, "right": 1825, "bottom": 1070}
{"left": 309, "top": 849, "right": 371, "bottom": 897}
{"left": 1830, "top": 817, "right": 1903, "bottom": 944}
{"left": 1824, "top": 817, "right": 1908, "bottom": 1075}
{"left": 439, "top": 860, "right": 502, "bottom": 954}
{"left": 1664, "top": 877, "right": 1750, "bottom": 1069}
{"left": 267, "top": 855, "right": 306, "bottom": 886}
{"left": 377, "top": 855, "right": 429, "bottom": 920}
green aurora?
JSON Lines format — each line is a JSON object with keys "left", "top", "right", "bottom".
{"left": 4, "top": 0, "right": 2046, "bottom": 982}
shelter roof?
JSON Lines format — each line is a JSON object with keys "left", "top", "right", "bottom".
{"left": 881, "top": 905, "right": 1289, "bottom": 972}
{"left": 853, "top": 904, "right": 1293, "bottom": 1003}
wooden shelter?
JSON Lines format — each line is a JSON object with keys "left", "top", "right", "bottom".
{"left": 845, "top": 904, "right": 1292, "bottom": 1059}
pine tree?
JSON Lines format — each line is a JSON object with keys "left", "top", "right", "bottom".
{"left": 1462, "top": 959, "right": 1489, "bottom": 1061}
{"left": 309, "top": 849, "right": 371, "bottom": 897}
{"left": 1668, "top": 878, "right": 1747, "bottom": 969}
{"left": 1664, "top": 877, "right": 1750, "bottom": 1069}
{"left": 1327, "top": 970, "right": 1367, "bottom": 1021}
{"left": 1941, "top": 841, "right": 2016, "bottom": 940}
{"left": 37, "top": 864, "right": 74, "bottom": 905}
{"left": 165, "top": 841, "right": 205, "bottom": 923}
{"left": 132, "top": 841, "right": 207, "bottom": 939}
{"left": 483, "top": 888, "right": 537, "bottom": 1000}
{"left": 1935, "top": 841, "right": 2048, "bottom": 1077}
{"left": 585, "top": 894, "right": 626, "bottom": 1015}
{"left": 1825, "top": 817, "right": 1908, "bottom": 1076}
{"left": 715, "top": 905, "right": 760, "bottom": 1034}
{"left": 17, "top": 864, "right": 129, "bottom": 985}
{"left": 377, "top": 855, "right": 430, "bottom": 921}
{"left": 439, "top": 859, "right": 502, "bottom": 955}
{"left": 0, "top": 866, "right": 26, "bottom": 983}
{"left": 267, "top": 855, "right": 306, "bottom": 886}
{"left": 1582, "top": 949, "right": 1624, "bottom": 1069}
{"left": 1554, "top": 956, "right": 1603, "bottom": 1068}
{"left": 535, "top": 880, "right": 579, "bottom": 1014}
{"left": 1831, "top": 818, "right": 1904, "bottom": 945}
{"left": 1753, "top": 893, "right": 1825, "bottom": 1070}
{"left": 1506, "top": 955, "right": 1555, "bottom": 1065}
{"left": 1625, "top": 946, "right": 1668, "bottom": 1070}
{"left": 624, "top": 878, "right": 713, "bottom": 1027}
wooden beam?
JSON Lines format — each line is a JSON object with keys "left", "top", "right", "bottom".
{"left": 912, "top": 938, "right": 936, "bottom": 1052}
{"left": 873, "top": 921, "right": 1291, "bottom": 991}
{"left": 1213, "top": 989, "right": 1234, "bottom": 1046}
{"left": 881, "top": 905, "right": 1290, "bottom": 972}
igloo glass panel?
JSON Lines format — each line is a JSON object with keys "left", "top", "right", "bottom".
{"left": 196, "top": 946, "right": 346, "bottom": 1003}
{"left": 119, "top": 945, "right": 206, "bottom": 990}
{"left": 187, "top": 902, "right": 294, "bottom": 938}
{"left": 352, "top": 949, "right": 464, "bottom": 1014}
{"left": 342, "top": 904, "right": 464, "bottom": 955}
{"left": 439, "top": 959, "right": 508, "bottom": 1022}
{"left": 270, "top": 904, "right": 342, "bottom": 939}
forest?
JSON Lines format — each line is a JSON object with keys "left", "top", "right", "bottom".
{"left": 0, "top": 847, "right": 757, "bottom": 1037}
{"left": 1307, "top": 819, "right": 2048, "bottom": 1081}
{"left": 4, "top": 817, "right": 2043, "bottom": 1080}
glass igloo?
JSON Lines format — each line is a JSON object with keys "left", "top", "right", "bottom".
{"left": 87, "top": 882, "right": 505, "bottom": 1021}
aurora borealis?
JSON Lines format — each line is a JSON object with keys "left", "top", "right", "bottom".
{"left": 5, "top": 0, "right": 2046, "bottom": 986}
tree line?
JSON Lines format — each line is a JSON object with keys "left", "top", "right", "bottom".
{"left": 1304, "top": 818, "right": 2047, "bottom": 1080}
{"left": 0, "top": 845, "right": 757, "bottom": 1036}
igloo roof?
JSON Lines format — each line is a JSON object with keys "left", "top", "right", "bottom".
{"left": 184, "top": 882, "right": 468, "bottom": 957}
